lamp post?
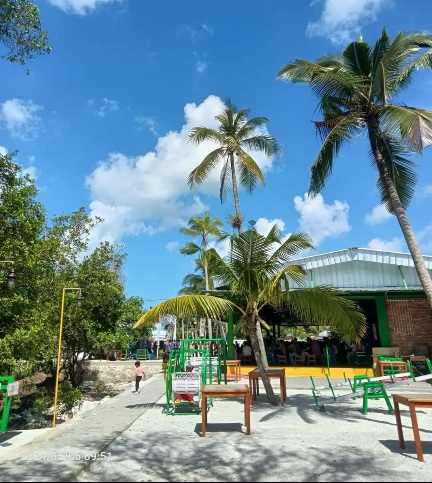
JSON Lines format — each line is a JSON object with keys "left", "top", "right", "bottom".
{"left": 52, "top": 287, "right": 83, "bottom": 428}
{"left": 0, "top": 261, "right": 16, "bottom": 290}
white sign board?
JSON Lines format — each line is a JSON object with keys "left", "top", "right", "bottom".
{"left": 7, "top": 381, "right": 19, "bottom": 396}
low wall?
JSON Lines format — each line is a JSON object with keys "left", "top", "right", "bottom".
{"left": 79, "top": 359, "right": 163, "bottom": 387}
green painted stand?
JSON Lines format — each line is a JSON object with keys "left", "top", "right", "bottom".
{"left": 165, "top": 348, "right": 212, "bottom": 415}
{"left": 310, "top": 372, "right": 349, "bottom": 411}
{"left": 352, "top": 375, "right": 371, "bottom": 399}
{"left": 0, "top": 376, "right": 14, "bottom": 433}
{"left": 362, "top": 381, "right": 394, "bottom": 415}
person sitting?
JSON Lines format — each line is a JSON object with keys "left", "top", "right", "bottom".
{"left": 310, "top": 338, "right": 322, "bottom": 364}
{"left": 289, "top": 338, "right": 302, "bottom": 365}
{"left": 241, "top": 341, "right": 253, "bottom": 364}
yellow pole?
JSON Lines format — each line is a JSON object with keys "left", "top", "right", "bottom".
{"left": 52, "top": 288, "right": 66, "bottom": 428}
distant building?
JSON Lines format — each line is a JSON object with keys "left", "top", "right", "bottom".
{"left": 269, "top": 247, "right": 432, "bottom": 357}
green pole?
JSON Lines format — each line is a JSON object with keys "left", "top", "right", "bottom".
{"left": 227, "top": 309, "right": 234, "bottom": 359}
{"left": 375, "top": 295, "right": 391, "bottom": 346}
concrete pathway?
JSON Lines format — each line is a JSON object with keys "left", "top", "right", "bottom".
{"left": 0, "top": 376, "right": 166, "bottom": 482}
{"left": 1, "top": 374, "right": 432, "bottom": 482}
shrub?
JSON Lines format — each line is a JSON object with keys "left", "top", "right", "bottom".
{"left": 93, "top": 379, "right": 108, "bottom": 394}
{"left": 57, "top": 381, "right": 83, "bottom": 417}
{"left": 33, "top": 395, "right": 51, "bottom": 415}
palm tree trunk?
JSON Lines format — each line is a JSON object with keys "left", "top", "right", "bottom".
{"left": 247, "top": 307, "right": 278, "bottom": 405}
{"left": 230, "top": 153, "right": 243, "bottom": 233}
{"left": 257, "top": 324, "right": 269, "bottom": 368}
{"left": 368, "top": 123, "right": 432, "bottom": 309}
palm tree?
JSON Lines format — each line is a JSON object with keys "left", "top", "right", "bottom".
{"left": 277, "top": 28, "right": 432, "bottom": 309}
{"left": 178, "top": 256, "right": 215, "bottom": 295}
{"left": 188, "top": 98, "right": 280, "bottom": 232}
{"left": 135, "top": 224, "right": 366, "bottom": 405}
{"left": 179, "top": 212, "right": 227, "bottom": 292}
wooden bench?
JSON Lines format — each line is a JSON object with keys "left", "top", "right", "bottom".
{"left": 201, "top": 384, "right": 251, "bottom": 437}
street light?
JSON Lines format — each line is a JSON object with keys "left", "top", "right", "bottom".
{"left": 0, "top": 261, "right": 16, "bottom": 290}
{"left": 52, "top": 287, "right": 83, "bottom": 428}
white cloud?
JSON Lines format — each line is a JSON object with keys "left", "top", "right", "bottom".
{"left": 254, "top": 217, "right": 286, "bottom": 236}
{"left": 0, "top": 99, "right": 43, "bottom": 140}
{"left": 183, "top": 24, "right": 214, "bottom": 41}
{"left": 422, "top": 184, "right": 432, "bottom": 197}
{"left": 193, "top": 51, "right": 209, "bottom": 73}
{"left": 48, "top": 0, "right": 123, "bottom": 15}
{"left": 88, "top": 98, "right": 120, "bottom": 117}
{"left": 417, "top": 223, "right": 432, "bottom": 255}
{"left": 166, "top": 241, "right": 179, "bottom": 252}
{"left": 135, "top": 116, "right": 158, "bottom": 136}
{"left": 364, "top": 204, "right": 392, "bottom": 225}
{"left": 294, "top": 193, "right": 351, "bottom": 246}
{"left": 86, "top": 95, "right": 278, "bottom": 248}
{"left": 0, "top": 145, "right": 7, "bottom": 155}
{"left": 307, "top": 0, "right": 392, "bottom": 45}
{"left": 21, "top": 156, "right": 39, "bottom": 182}
{"left": 367, "top": 237, "right": 405, "bottom": 252}
{"left": 195, "top": 59, "right": 208, "bottom": 73}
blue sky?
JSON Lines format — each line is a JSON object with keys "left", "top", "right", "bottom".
{"left": 2, "top": 0, "right": 432, "bottom": 308}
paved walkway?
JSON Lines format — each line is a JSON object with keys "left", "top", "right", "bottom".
{"left": 0, "top": 376, "right": 166, "bottom": 482}
{"left": 1, "top": 374, "right": 432, "bottom": 482}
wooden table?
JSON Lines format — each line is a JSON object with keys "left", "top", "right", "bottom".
{"left": 201, "top": 384, "right": 251, "bottom": 437}
{"left": 225, "top": 360, "right": 241, "bottom": 382}
{"left": 376, "top": 360, "right": 407, "bottom": 377}
{"left": 248, "top": 368, "right": 286, "bottom": 405}
{"left": 392, "top": 393, "right": 432, "bottom": 462}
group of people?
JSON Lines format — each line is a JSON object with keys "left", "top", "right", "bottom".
{"left": 234, "top": 336, "right": 355, "bottom": 366}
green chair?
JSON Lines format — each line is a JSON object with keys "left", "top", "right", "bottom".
{"left": 136, "top": 348, "right": 149, "bottom": 360}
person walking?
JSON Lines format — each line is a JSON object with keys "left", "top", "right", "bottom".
{"left": 133, "top": 360, "right": 145, "bottom": 394}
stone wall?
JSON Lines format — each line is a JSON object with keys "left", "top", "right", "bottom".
{"left": 79, "top": 360, "right": 163, "bottom": 387}
{"left": 386, "top": 298, "right": 432, "bottom": 357}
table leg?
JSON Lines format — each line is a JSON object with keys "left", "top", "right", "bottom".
{"left": 409, "top": 403, "right": 424, "bottom": 462}
{"left": 201, "top": 395, "right": 207, "bottom": 437}
{"left": 245, "top": 389, "right": 251, "bottom": 435}
{"left": 394, "top": 400, "right": 404, "bottom": 449}
{"left": 279, "top": 377, "right": 283, "bottom": 405}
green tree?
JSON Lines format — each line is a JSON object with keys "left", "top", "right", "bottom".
{"left": 179, "top": 212, "right": 226, "bottom": 292}
{"left": 60, "top": 242, "right": 126, "bottom": 385}
{"left": 0, "top": 153, "right": 46, "bottom": 335}
{"left": 277, "top": 28, "right": 432, "bottom": 310}
{"left": 0, "top": 0, "right": 51, "bottom": 72}
{"left": 188, "top": 99, "right": 280, "bottom": 232}
{"left": 135, "top": 224, "right": 366, "bottom": 404}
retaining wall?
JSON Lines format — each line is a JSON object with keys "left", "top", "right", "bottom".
{"left": 79, "top": 359, "right": 163, "bottom": 386}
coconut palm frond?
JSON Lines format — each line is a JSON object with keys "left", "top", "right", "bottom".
{"left": 134, "top": 295, "right": 239, "bottom": 329}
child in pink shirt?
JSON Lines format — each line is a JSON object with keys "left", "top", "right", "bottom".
{"left": 133, "top": 361, "right": 145, "bottom": 394}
